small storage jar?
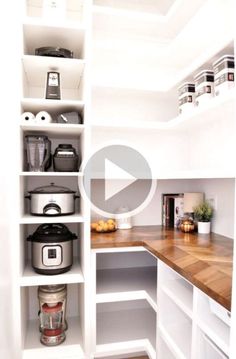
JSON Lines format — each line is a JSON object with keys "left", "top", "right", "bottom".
{"left": 178, "top": 83, "right": 195, "bottom": 114}
{"left": 194, "top": 70, "right": 214, "bottom": 106}
{"left": 213, "top": 54, "right": 234, "bottom": 96}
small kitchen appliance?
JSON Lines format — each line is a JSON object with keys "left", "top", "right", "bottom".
{"left": 27, "top": 223, "right": 77, "bottom": 274}
{"left": 35, "top": 47, "right": 73, "bottom": 58}
{"left": 46, "top": 71, "right": 61, "bottom": 100}
{"left": 26, "top": 182, "right": 79, "bottom": 216}
{"left": 57, "top": 111, "right": 83, "bottom": 124}
{"left": 115, "top": 206, "right": 133, "bottom": 229}
{"left": 25, "top": 135, "right": 51, "bottom": 172}
{"left": 53, "top": 144, "right": 79, "bottom": 172}
{"left": 38, "top": 284, "right": 67, "bottom": 346}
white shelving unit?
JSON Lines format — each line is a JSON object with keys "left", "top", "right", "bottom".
{"left": 11, "top": 1, "right": 92, "bottom": 359}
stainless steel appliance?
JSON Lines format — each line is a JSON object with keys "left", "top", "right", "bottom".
{"left": 27, "top": 223, "right": 77, "bottom": 274}
{"left": 25, "top": 135, "right": 51, "bottom": 172}
{"left": 35, "top": 47, "right": 73, "bottom": 58}
{"left": 38, "top": 284, "right": 67, "bottom": 346}
{"left": 26, "top": 183, "right": 79, "bottom": 216}
{"left": 53, "top": 144, "right": 79, "bottom": 172}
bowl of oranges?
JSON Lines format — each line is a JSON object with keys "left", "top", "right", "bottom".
{"left": 91, "top": 219, "right": 117, "bottom": 233}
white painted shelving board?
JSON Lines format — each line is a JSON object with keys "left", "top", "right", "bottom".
{"left": 20, "top": 260, "right": 84, "bottom": 286}
{"left": 20, "top": 123, "right": 85, "bottom": 135}
{"left": 20, "top": 213, "right": 84, "bottom": 224}
{"left": 20, "top": 172, "right": 83, "bottom": 177}
{"left": 21, "top": 98, "right": 84, "bottom": 114}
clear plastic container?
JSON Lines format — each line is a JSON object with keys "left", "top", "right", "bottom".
{"left": 213, "top": 55, "right": 234, "bottom": 96}
{"left": 178, "top": 83, "right": 195, "bottom": 114}
{"left": 194, "top": 70, "right": 214, "bottom": 106}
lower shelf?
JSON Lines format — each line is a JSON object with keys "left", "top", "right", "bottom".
{"left": 23, "top": 316, "right": 84, "bottom": 359}
{"left": 96, "top": 301, "right": 156, "bottom": 358}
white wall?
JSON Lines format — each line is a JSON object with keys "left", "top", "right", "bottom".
{"left": 91, "top": 178, "right": 235, "bottom": 238}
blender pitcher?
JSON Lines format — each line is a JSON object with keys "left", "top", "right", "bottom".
{"left": 25, "top": 135, "right": 51, "bottom": 171}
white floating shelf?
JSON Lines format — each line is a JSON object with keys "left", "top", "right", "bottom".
{"left": 20, "top": 213, "right": 84, "bottom": 224}
{"left": 21, "top": 98, "right": 84, "bottom": 114}
{"left": 20, "top": 172, "right": 83, "bottom": 177}
{"left": 96, "top": 267, "right": 157, "bottom": 312}
{"left": 23, "top": 316, "right": 84, "bottom": 359}
{"left": 22, "top": 55, "right": 85, "bottom": 89}
{"left": 20, "top": 260, "right": 84, "bottom": 287}
{"left": 20, "top": 122, "right": 85, "bottom": 135}
{"left": 92, "top": 88, "right": 235, "bottom": 132}
{"left": 23, "top": 20, "right": 85, "bottom": 59}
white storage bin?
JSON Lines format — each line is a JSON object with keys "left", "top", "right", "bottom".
{"left": 213, "top": 55, "right": 234, "bottom": 96}
{"left": 178, "top": 83, "right": 195, "bottom": 114}
{"left": 194, "top": 70, "right": 214, "bottom": 106}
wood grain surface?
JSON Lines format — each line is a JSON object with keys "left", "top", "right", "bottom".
{"left": 91, "top": 226, "right": 233, "bottom": 310}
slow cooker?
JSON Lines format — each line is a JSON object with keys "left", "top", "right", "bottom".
{"left": 26, "top": 182, "right": 79, "bottom": 216}
{"left": 27, "top": 223, "right": 77, "bottom": 274}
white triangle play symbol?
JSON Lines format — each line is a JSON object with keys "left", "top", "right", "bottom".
{"left": 105, "top": 159, "right": 137, "bottom": 201}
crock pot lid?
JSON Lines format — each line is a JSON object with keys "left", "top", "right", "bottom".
{"left": 29, "top": 182, "right": 75, "bottom": 194}
{"left": 29, "top": 223, "right": 77, "bottom": 242}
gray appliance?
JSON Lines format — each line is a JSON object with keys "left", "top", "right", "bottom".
{"left": 53, "top": 144, "right": 79, "bottom": 172}
{"left": 57, "top": 111, "right": 82, "bottom": 124}
{"left": 27, "top": 223, "right": 77, "bottom": 275}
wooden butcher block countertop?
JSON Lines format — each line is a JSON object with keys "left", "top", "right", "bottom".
{"left": 91, "top": 226, "right": 233, "bottom": 311}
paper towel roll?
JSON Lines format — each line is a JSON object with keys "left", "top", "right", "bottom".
{"left": 35, "top": 111, "right": 52, "bottom": 124}
{"left": 21, "top": 112, "right": 35, "bottom": 124}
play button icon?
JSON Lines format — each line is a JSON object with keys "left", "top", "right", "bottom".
{"left": 105, "top": 159, "right": 137, "bottom": 201}
{"left": 79, "top": 144, "right": 156, "bottom": 218}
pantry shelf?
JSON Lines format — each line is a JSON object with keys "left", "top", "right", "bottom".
{"left": 96, "top": 267, "right": 157, "bottom": 312}
{"left": 21, "top": 98, "right": 85, "bottom": 115}
{"left": 91, "top": 87, "right": 235, "bottom": 132}
{"left": 20, "top": 172, "right": 83, "bottom": 177}
{"left": 97, "top": 305, "right": 156, "bottom": 358}
{"left": 23, "top": 316, "right": 84, "bottom": 359}
{"left": 23, "top": 21, "right": 85, "bottom": 59}
{"left": 20, "top": 123, "right": 85, "bottom": 135}
{"left": 22, "top": 55, "right": 85, "bottom": 90}
{"left": 20, "top": 260, "right": 84, "bottom": 287}
{"left": 20, "top": 213, "right": 84, "bottom": 225}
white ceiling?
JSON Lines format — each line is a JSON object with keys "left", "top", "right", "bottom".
{"left": 94, "top": 0, "right": 176, "bottom": 16}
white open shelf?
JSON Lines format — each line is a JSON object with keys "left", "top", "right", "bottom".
{"left": 161, "top": 279, "right": 193, "bottom": 318}
{"left": 96, "top": 266, "right": 157, "bottom": 312}
{"left": 22, "top": 55, "right": 85, "bottom": 101}
{"left": 159, "top": 291, "right": 192, "bottom": 359}
{"left": 96, "top": 302, "right": 156, "bottom": 358}
{"left": 23, "top": 21, "right": 85, "bottom": 59}
{"left": 20, "top": 259, "right": 84, "bottom": 287}
{"left": 91, "top": 88, "right": 235, "bottom": 132}
{"left": 23, "top": 316, "right": 84, "bottom": 359}
{"left": 20, "top": 122, "right": 85, "bottom": 135}
{"left": 20, "top": 213, "right": 84, "bottom": 224}
{"left": 196, "top": 291, "right": 230, "bottom": 356}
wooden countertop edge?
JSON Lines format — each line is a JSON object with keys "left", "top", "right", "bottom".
{"left": 91, "top": 227, "right": 233, "bottom": 311}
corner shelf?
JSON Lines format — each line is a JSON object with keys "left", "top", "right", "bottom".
{"left": 20, "top": 260, "right": 84, "bottom": 287}
{"left": 96, "top": 266, "right": 157, "bottom": 312}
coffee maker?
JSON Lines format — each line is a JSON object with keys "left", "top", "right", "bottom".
{"left": 25, "top": 135, "right": 51, "bottom": 171}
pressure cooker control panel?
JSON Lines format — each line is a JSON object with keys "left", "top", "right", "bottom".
{"left": 42, "top": 245, "right": 62, "bottom": 266}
